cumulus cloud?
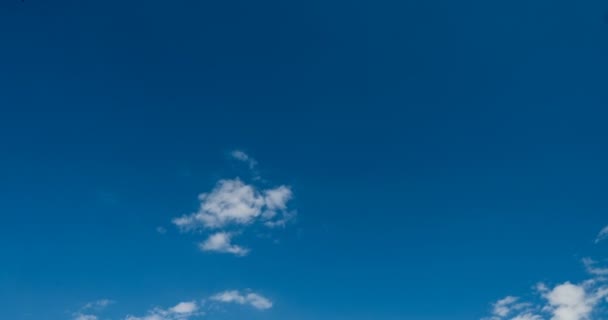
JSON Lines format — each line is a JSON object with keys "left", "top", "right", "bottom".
{"left": 125, "top": 301, "right": 200, "bottom": 320}
{"left": 264, "top": 186, "right": 292, "bottom": 211}
{"left": 172, "top": 179, "right": 293, "bottom": 231}
{"left": 173, "top": 179, "right": 264, "bottom": 229}
{"left": 171, "top": 169, "right": 295, "bottom": 255}
{"left": 210, "top": 290, "right": 273, "bottom": 310}
{"left": 199, "top": 232, "right": 249, "bottom": 256}
{"left": 595, "top": 225, "right": 608, "bottom": 244}
{"left": 541, "top": 281, "right": 608, "bottom": 320}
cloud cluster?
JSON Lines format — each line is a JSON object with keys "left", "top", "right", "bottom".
{"left": 484, "top": 258, "right": 608, "bottom": 320}
{"left": 172, "top": 151, "right": 295, "bottom": 256}
{"left": 210, "top": 290, "right": 273, "bottom": 310}
{"left": 125, "top": 291, "right": 272, "bottom": 320}
{"left": 173, "top": 179, "right": 293, "bottom": 230}
{"left": 125, "top": 301, "right": 201, "bottom": 320}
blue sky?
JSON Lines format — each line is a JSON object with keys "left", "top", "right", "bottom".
{"left": 1, "top": 0, "right": 608, "bottom": 319}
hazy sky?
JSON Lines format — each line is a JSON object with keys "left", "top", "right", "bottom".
{"left": 1, "top": 0, "right": 608, "bottom": 319}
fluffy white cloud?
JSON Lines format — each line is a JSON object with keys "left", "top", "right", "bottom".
{"left": 172, "top": 173, "right": 295, "bottom": 255}
{"left": 172, "top": 179, "right": 294, "bottom": 231}
{"left": 210, "top": 290, "right": 273, "bottom": 310}
{"left": 199, "top": 232, "right": 249, "bottom": 256}
{"left": 125, "top": 301, "right": 200, "bottom": 320}
{"left": 173, "top": 179, "right": 265, "bottom": 229}
{"left": 540, "top": 281, "right": 608, "bottom": 320}
{"left": 264, "top": 186, "right": 292, "bottom": 210}
{"left": 595, "top": 225, "right": 608, "bottom": 244}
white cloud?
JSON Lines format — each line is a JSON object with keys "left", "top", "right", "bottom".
{"left": 73, "top": 299, "right": 114, "bottom": 320}
{"left": 211, "top": 290, "right": 273, "bottom": 310}
{"left": 171, "top": 151, "right": 296, "bottom": 255}
{"left": 511, "top": 313, "right": 543, "bottom": 320}
{"left": 230, "top": 150, "right": 257, "bottom": 169}
{"left": 484, "top": 227, "right": 608, "bottom": 320}
{"left": 485, "top": 280, "right": 608, "bottom": 320}
{"left": 493, "top": 296, "right": 519, "bottom": 317}
{"left": 486, "top": 296, "right": 534, "bottom": 320}
{"left": 172, "top": 178, "right": 294, "bottom": 255}
{"left": 263, "top": 210, "right": 297, "bottom": 228}
{"left": 170, "top": 302, "right": 198, "bottom": 314}
{"left": 582, "top": 258, "right": 608, "bottom": 276}
{"left": 173, "top": 179, "right": 265, "bottom": 230}
{"left": 542, "top": 281, "right": 607, "bottom": 320}
{"left": 125, "top": 301, "right": 201, "bottom": 320}
{"left": 68, "top": 291, "right": 272, "bottom": 320}
{"left": 199, "top": 232, "right": 249, "bottom": 256}
{"left": 83, "top": 299, "right": 114, "bottom": 310}
{"left": 595, "top": 225, "right": 608, "bottom": 244}
{"left": 264, "top": 186, "right": 292, "bottom": 210}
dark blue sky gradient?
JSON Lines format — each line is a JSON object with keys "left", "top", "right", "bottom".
{"left": 1, "top": 0, "right": 608, "bottom": 319}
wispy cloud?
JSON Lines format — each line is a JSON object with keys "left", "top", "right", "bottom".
{"left": 484, "top": 296, "right": 534, "bottom": 320}
{"left": 582, "top": 258, "right": 608, "bottom": 276}
{"left": 73, "top": 299, "right": 114, "bottom": 320}
{"left": 230, "top": 150, "right": 258, "bottom": 169}
{"left": 210, "top": 290, "right": 273, "bottom": 310}
{"left": 83, "top": 299, "right": 114, "bottom": 310}
{"left": 595, "top": 225, "right": 608, "bottom": 244}
{"left": 125, "top": 301, "right": 201, "bottom": 320}
{"left": 123, "top": 292, "right": 270, "bottom": 320}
